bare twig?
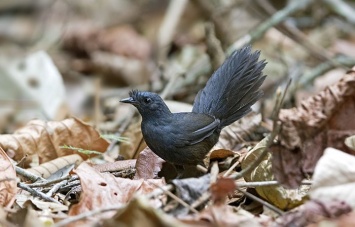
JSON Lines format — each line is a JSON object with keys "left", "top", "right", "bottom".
{"left": 28, "top": 175, "right": 70, "bottom": 188}
{"left": 18, "top": 182, "right": 60, "bottom": 204}
{"left": 15, "top": 166, "right": 45, "bottom": 182}
{"left": 157, "top": 0, "right": 188, "bottom": 62}
{"left": 236, "top": 179, "right": 312, "bottom": 187}
{"left": 205, "top": 22, "right": 225, "bottom": 70}
{"left": 148, "top": 181, "right": 198, "bottom": 214}
{"left": 54, "top": 205, "right": 123, "bottom": 227}
{"left": 228, "top": 0, "right": 313, "bottom": 52}
{"left": 323, "top": 0, "right": 355, "bottom": 24}
{"left": 46, "top": 180, "right": 68, "bottom": 197}
{"left": 237, "top": 188, "right": 284, "bottom": 215}
{"left": 232, "top": 79, "right": 291, "bottom": 180}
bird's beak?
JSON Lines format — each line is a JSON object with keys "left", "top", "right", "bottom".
{"left": 120, "top": 97, "right": 137, "bottom": 105}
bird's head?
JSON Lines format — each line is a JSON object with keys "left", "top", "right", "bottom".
{"left": 120, "top": 90, "right": 171, "bottom": 118}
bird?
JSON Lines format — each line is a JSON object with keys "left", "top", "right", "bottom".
{"left": 120, "top": 45, "right": 267, "bottom": 177}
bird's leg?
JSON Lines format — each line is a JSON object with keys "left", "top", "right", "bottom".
{"left": 174, "top": 164, "right": 185, "bottom": 178}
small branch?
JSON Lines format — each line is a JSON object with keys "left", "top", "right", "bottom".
{"left": 205, "top": 22, "right": 225, "bottom": 70}
{"left": 232, "top": 80, "right": 291, "bottom": 180}
{"left": 228, "top": 0, "right": 313, "bottom": 52}
{"left": 147, "top": 184, "right": 174, "bottom": 199}
{"left": 157, "top": 0, "right": 189, "bottom": 62}
{"left": 323, "top": 0, "right": 355, "bottom": 24}
{"left": 299, "top": 55, "right": 355, "bottom": 87}
{"left": 28, "top": 175, "right": 70, "bottom": 188}
{"left": 148, "top": 181, "right": 198, "bottom": 214}
{"left": 46, "top": 180, "right": 68, "bottom": 197}
{"left": 15, "top": 166, "right": 45, "bottom": 182}
{"left": 236, "top": 179, "right": 312, "bottom": 187}
{"left": 54, "top": 205, "right": 123, "bottom": 227}
{"left": 237, "top": 188, "right": 284, "bottom": 215}
{"left": 18, "top": 182, "right": 60, "bottom": 204}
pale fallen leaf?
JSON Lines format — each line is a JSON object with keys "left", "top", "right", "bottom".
{"left": 0, "top": 51, "right": 67, "bottom": 121}
{"left": 310, "top": 148, "right": 355, "bottom": 208}
{"left": 345, "top": 135, "right": 355, "bottom": 150}
{"left": 26, "top": 154, "right": 82, "bottom": 179}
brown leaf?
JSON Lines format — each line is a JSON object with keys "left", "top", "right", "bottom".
{"left": 64, "top": 24, "right": 151, "bottom": 60}
{"left": 209, "top": 149, "right": 235, "bottom": 160}
{"left": 101, "top": 197, "right": 185, "bottom": 227}
{"left": 0, "top": 118, "right": 109, "bottom": 167}
{"left": 93, "top": 159, "right": 136, "bottom": 173}
{"left": 274, "top": 200, "right": 351, "bottom": 227}
{"left": 0, "top": 147, "right": 17, "bottom": 207}
{"left": 272, "top": 69, "right": 355, "bottom": 188}
{"left": 134, "top": 147, "right": 164, "bottom": 180}
{"left": 181, "top": 204, "right": 267, "bottom": 227}
{"left": 68, "top": 162, "right": 165, "bottom": 226}
{"left": 210, "top": 178, "right": 236, "bottom": 205}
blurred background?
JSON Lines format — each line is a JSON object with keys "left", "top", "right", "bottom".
{"left": 0, "top": 0, "right": 355, "bottom": 134}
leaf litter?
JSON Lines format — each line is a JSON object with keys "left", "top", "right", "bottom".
{"left": 2, "top": 1, "right": 355, "bottom": 226}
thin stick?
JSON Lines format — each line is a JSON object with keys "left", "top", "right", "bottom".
{"left": 148, "top": 181, "right": 198, "bottom": 214}
{"left": 237, "top": 188, "right": 284, "bottom": 215}
{"left": 28, "top": 175, "right": 70, "bottom": 188}
{"left": 54, "top": 205, "right": 123, "bottom": 227}
{"left": 15, "top": 166, "right": 45, "bottom": 182}
{"left": 46, "top": 180, "right": 68, "bottom": 197}
{"left": 232, "top": 79, "right": 291, "bottom": 180}
{"left": 236, "top": 179, "right": 312, "bottom": 187}
{"left": 18, "top": 182, "right": 60, "bottom": 204}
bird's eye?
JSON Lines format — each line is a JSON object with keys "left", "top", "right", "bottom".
{"left": 143, "top": 97, "right": 152, "bottom": 104}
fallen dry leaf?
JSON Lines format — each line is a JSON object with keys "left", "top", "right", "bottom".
{"left": 134, "top": 147, "right": 165, "bottom": 180}
{"left": 26, "top": 154, "right": 82, "bottom": 179}
{"left": 345, "top": 135, "right": 355, "bottom": 150}
{"left": 0, "top": 147, "right": 17, "bottom": 207}
{"left": 100, "top": 196, "right": 184, "bottom": 227}
{"left": 242, "top": 137, "right": 309, "bottom": 210}
{"left": 210, "top": 177, "right": 236, "bottom": 205}
{"left": 181, "top": 204, "right": 267, "bottom": 227}
{"left": 272, "top": 68, "right": 355, "bottom": 188}
{"left": 310, "top": 148, "right": 355, "bottom": 208}
{"left": 274, "top": 200, "right": 351, "bottom": 227}
{"left": 64, "top": 24, "right": 151, "bottom": 60}
{"left": 0, "top": 118, "right": 109, "bottom": 167}
{"left": 69, "top": 162, "right": 165, "bottom": 226}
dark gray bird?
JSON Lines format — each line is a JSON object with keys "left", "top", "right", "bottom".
{"left": 120, "top": 46, "right": 266, "bottom": 176}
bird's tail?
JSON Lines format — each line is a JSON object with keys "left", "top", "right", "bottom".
{"left": 192, "top": 45, "right": 266, "bottom": 128}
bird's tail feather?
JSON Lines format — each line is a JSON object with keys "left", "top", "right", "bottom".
{"left": 192, "top": 45, "right": 266, "bottom": 128}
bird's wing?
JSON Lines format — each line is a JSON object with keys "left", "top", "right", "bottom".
{"left": 170, "top": 112, "right": 220, "bottom": 147}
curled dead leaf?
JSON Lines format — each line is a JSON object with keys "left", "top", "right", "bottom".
{"left": 242, "top": 138, "right": 309, "bottom": 210}
{"left": 134, "top": 147, "right": 165, "bottom": 180}
{"left": 26, "top": 154, "right": 83, "bottom": 179}
{"left": 0, "top": 147, "right": 17, "bottom": 207}
{"left": 272, "top": 69, "right": 355, "bottom": 188}
{"left": 0, "top": 118, "right": 109, "bottom": 167}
